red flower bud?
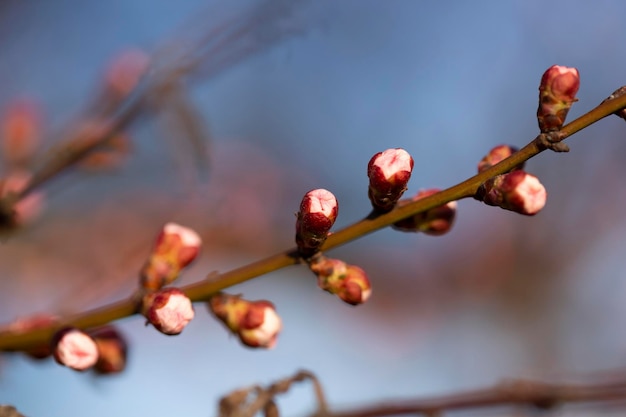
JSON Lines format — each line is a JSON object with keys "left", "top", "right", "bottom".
{"left": 140, "top": 222, "right": 202, "bottom": 291}
{"left": 537, "top": 65, "right": 580, "bottom": 132}
{"left": 367, "top": 148, "right": 414, "bottom": 212}
{"left": 142, "top": 288, "right": 195, "bottom": 335}
{"left": 392, "top": 189, "right": 457, "bottom": 235}
{"left": 89, "top": 326, "right": 128, "bottom": 375}
{"left": 295, "top": 189, "right": 338, "bottom": 257}
{"left": 52, "top": 328, "right": 99, "bottom": 371}
{"left": 477, "top": 145, "right": 523, "bottom": 173}
{"left": 479, "top": 170, "right": 547, "bottom": 216}
{"left": 309, "top": 256, "right": 372, "bottom": 305}
{"left": 208, "top": 293, "right": 283, "bottom": 349}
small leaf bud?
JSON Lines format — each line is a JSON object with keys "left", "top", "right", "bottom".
{"left": 477, "top": 145, "right": 524, "bottom": 173}
{"left": 602, "top": 86, "right": 626, "bottom": 122}
{"left": 140, "top": 222, "right": 202, "bottom": 291}
{"left": 142, "top": 288, "right": 195, "bottom": 335}
{"left": 295, "top": 189, "right": 338, "bottom": 257}
{"left": 479, "top": 170, "right": 547, "bottom": 216}
{"left": 392, "top": 189, "right": 457, "bottom": 235}
{"left": 52, "top": 328, "right": 99, "bottom": 371}
{"left": 208, "top": 293, "right": 283, "bottom": 349}
{"left": 367, "top": 148, "right": 414, "bottom": 212}
{"left": 537, "top": 65, "right": 580, "bottom": 132}
{"left": 89, "top": 326, "right": 128, "bottom": 375}
{"left": 309, "top": 255, "right": 372, "bottom": 305}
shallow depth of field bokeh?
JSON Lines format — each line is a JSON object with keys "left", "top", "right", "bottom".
{"left": 2, "top": 1, "right": 626, "bottom": 416}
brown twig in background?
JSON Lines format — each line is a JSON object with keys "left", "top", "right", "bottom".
{"left": 322, "top": 377, "right": 626, "bottom": 417}
{"left": 215, "top": 370, "right": 626, "bottom": 417}
{"left": 219, "top": 370, "right": 328, "bottom": 417}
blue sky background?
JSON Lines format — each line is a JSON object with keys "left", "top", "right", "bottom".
{"left": 2, "top": 1, "right": 626, "bottom": 416}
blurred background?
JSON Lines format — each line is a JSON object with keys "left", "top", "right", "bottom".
{"left": 2, "top": 1, "right": 626, "bottom": 416}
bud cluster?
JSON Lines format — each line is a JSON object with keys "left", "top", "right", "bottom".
{"left": 295, "top": 188, "right": 338, "bottom": 257}
{"left": 208, "top": 293, "right": 282, "bottom": 349}
{"left": 367, "top": 148, "right": 414, "bottom": 212}
{"left": 138, "top": 223, "right": 201, "bottom": 336}
{"left": 8, "top": 315, "right": 128, "bottom": 374}
{"left": 537, "top": 65, "right": 580, "bottom": 132}
{"left": 309, "top": 255, "right": 372, "bottom": 306}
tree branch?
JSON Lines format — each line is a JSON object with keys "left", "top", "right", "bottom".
{"left": 1, "top": 91, "right": 625, "bottom": 352}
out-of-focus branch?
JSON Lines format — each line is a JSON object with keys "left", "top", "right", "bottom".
{"left": 0, "top": 90, "right": 624, "bottom": 352}
{"left": 0, "top": 0, "right": 312, "bottom": 222}
{"left": 217, "top": 370, "right": 626, "bottom": 417}
{"left": 321, "top": 377, "right": 626, "bottom": 417}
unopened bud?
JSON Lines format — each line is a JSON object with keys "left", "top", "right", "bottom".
{"left": 208, "top": 293, "right": 282, "bottom": 349}
{"left": 140, "top": 222, "right": 202, "bottom": 291}
{"left": 479, "top": 170, "right": 547, "bottom": 216}
{"left": 89, "top": 326, "right": 128, "bottom": 375}
{"left": 537, "top": 65, "right": 580, "bottom": 132}
{"left": 9, "top": 313, "right": 59, "bottom": 359}
{"left": 309, "top": 256, "right": 372, "bottom": 305}
{"left": 477, "top": 145, "right": 523, "bottom": 173}
{"left": 295, "top": 189, "right": 338, "bottom": 257}
{"left": 392, "top": 189, "right": 457, "bottom": 235}
{"left": 142, "top": 288, "right": 195, "bottom": 335}
{"left": 104, "top": 49, "right": 150, "bottom": 100}
{"left": 368, "top": 148, "right": 414, "bottom": 212}
{"left": 1, "top": 98, "right": 41, "bottom": 166}
{"left": 602, "top": 86, "right": 626, "bottom": 121}
{"left": 52, "top": 328, "right": 99, "bottom": 371}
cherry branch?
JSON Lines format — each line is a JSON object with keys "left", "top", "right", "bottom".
{"left": 1, "top": 90, "right": 625, "bottom": 352}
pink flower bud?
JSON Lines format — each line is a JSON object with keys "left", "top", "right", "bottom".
{"left": 368, "top": 148, "right": 414, "bottom": 212}
{"left": 309, "top": 256, "right": 372, "bottom": 305}
{"left": 52, "top": 328, "right": 99, "bottom": 371}
{"left": 140, "top": 222, "right": 202, "bottom": 291}
{"left": 104, "top": 49, "right": 150, "bottom": 100}
{"left": 479, "top": 170, "right": 547, "bottom": 216}
{"left": 602, "top": 86, "right": 626, "bottom": 121}
{"left": 537, "top": 65, "right": 580, "bottom": 132}
{"left": 295, "top": 189, "right": 338, "bottom": 257}
{"left": 1, "top": 98, "right": 41, "bottom": 166}
{"left": 9, "top": 313, "right": 59, "bottom": 359}
{"left": 208, "top": 293, "right": 283, "bottom": 349}
{"left": 392, "top": 189, "right": 457, "bottom": 235}
{"left": 477, "top": 145, "right": 523, "bottom": 173}
{"left": 142, "top": 288, "right": 195, "bottom": 335}
{"left": 89, "top": 326, "right": 128, "bottom": 375}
